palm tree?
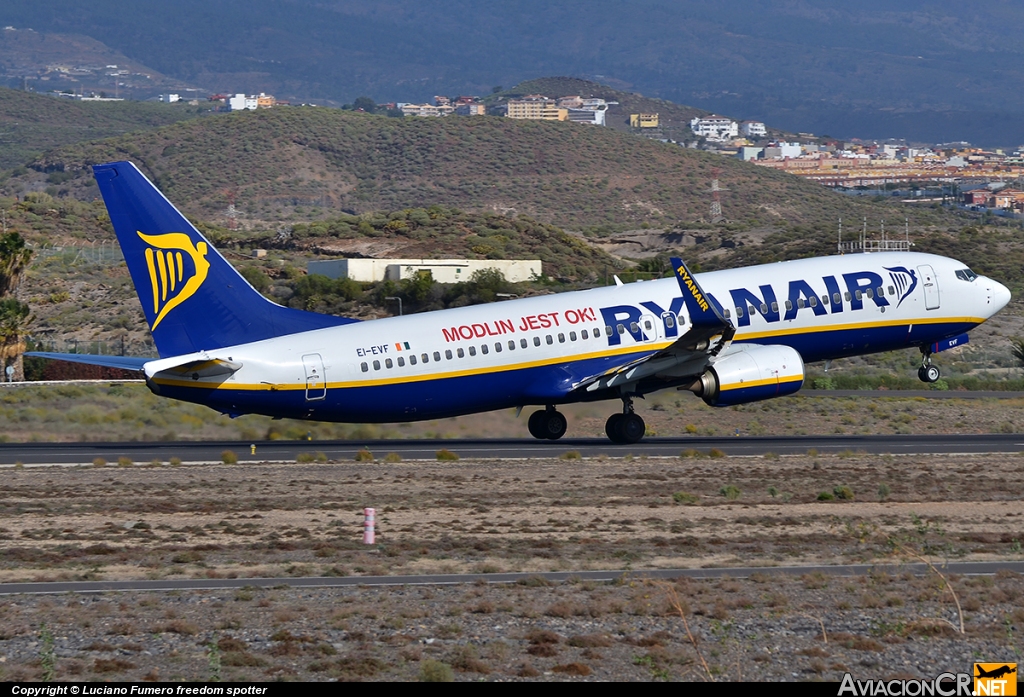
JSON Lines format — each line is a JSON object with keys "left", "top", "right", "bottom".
{"left": 0, "top": 298, "right": 31, "bottom": 381}
{"left": 0, "top": 231, "right": 32, "bottom": 297}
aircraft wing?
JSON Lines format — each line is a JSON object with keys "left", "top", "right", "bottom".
{"left": 574, "top": 257, "right": 735, "bottom": 393}
{"left": 24, "top": 352, "right": 149, "bottom": 372}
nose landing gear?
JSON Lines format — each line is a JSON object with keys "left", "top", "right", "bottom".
{"left": 918, "top": 350, "right": 940, "bottom": 383}
{"left": 605, "top": 396, "right": 646, "bottom": 444}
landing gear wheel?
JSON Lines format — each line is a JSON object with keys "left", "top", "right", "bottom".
{"left": 618, "top": 413, "right": 646, "bottom": 444}
{"left": 605, "top": 413, "right": 624, "bottom": 442}
{"left": 528, "top": 410, "right": 547, "bottom": 439}
{"left": 605, "top": 412, "right": 646, "bottom": 444}
{"left": 919, "top": 365, "right": 940, "bottom": 383}
{"left": 529, "top": 409, "right": 567, "bottom": 440}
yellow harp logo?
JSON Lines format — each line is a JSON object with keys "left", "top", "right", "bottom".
{"left": 138, "top": 231, "right": 210, "bottom": 331}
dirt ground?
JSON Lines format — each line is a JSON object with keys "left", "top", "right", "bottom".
{"left": 0, "top": 452, "right": 1022, "bottom": 681}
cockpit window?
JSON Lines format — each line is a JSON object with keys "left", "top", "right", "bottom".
{"left": 955, "top": 268, "right": 978, "bottom": 282}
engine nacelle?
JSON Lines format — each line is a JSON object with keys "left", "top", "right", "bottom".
{"left": 687, "top": 344, "right": 804, "bottom": 407}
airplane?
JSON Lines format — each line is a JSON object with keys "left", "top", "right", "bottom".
{"left": 27, "top": 161, "right": 1012, "bottom": 444}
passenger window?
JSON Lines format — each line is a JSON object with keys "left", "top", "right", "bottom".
{"left": 833, "top": 293, "right": 841, "bottom": 305}
{"left": 809, "top": 296, "right": 817, "bottom": 308}
{"left": 629, "top": 322, "right": 639, "bottom": 334}
{"left": 845, "top": 291, "right": 852, "bottom": 301}
{"left": 665, "top": 314, "right": 675, "bottom": 328}
{"left": 546, "top": 335, "right": 553, "bottom": 345}
{"left": 797, "top": 298, "right": 805, "bottom": 309}
{"left": 385, "top": 358, "right": 393, "bottom": 369}
{"left": 605, "top": 325, "right": 613, "bottom": 336}
{"left": 533, "top": 336, "right": 541, "bottom": 347}
{"left": 855, "top": 290, "right": 862, "bottom": 300}
{"left": 644, "top": 319, "right": 652, "bottom": 330}
{"left": 445, "top": 350, "right": 452, "bottom": 360}
{"left": 865, "top": 288, "right": 873, "bottom": 299}
{"left": 760, "top": 303, "right": 768, "bottom": 315}
{"left": 469, "top": 346, "right": 477, "bottom": 356}
{"left": 770, "top": 301, "right": 779, "bottom": 313}
{"left": 373, "top": 360, "right": 380, "bottom": 370}
{"left": 724, "top": 309, "right": 731, "bottom": 318}
{"left": 521, "top": 338, "right": 528, "bottom": 349}
{"left": 821, "top": 296, "right": 829, "bottom": 306}
{"left": 888, "top": 285, "right": 895, "bottom": 295}
{"left": 495, "top": 342, "right": 502, "bottom": 352}
{"left": 749, "top": 305, "right": 757, "bottom": 316}
{"left": 569, "top": 331, "right": 577, "bottom": 341}
{"left": 457, "top": 348, "right": 465, "bottom": 358}
{"left": 508, "top": 340, "right": 516, "bottom": 350}
{"left": 581, "top": 329, "right": 589, "bottom": 340}
{"left": 558, "top": 333, "right": 565, "bottom": 343}
{"left": 735, "top": 306, "right": 744, "bottom": 318}
{"left": 410, "top": 355, "right": 417, "bottom": 365}
{"left": 785, "top": 300, "right": 793, "bottom": 311}
{"left": 617, "top": 324, "right": 626, "bottom": 335}
{"left": 361, "top": 362, "right": 368, "bottom": 372}
{"left": 481, "top": 344, "right": 488, "bottom": 355}
{"left": 397, "top": 356, "right": 405, "bottom": 367}
{"left": 594, "top": 326, "right": 601, "bottom": 337}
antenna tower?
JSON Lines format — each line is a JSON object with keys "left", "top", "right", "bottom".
{"left": 223, "top": 189, "right": 238, "bottom": 230}
{"left": 708, "top": 167, "right": 728, "bottom": 224}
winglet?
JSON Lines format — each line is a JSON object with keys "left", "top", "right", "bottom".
{"left": 669, "top": 257, "right": 731, "bottom": 329}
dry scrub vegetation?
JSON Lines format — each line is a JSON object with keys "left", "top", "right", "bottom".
{"left": 0, "top": 452, "right": 1022, "bottom": 680}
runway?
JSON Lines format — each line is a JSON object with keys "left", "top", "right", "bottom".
{"left": 1, "top": 432, "right": 1024, "bottom": 465}
{"left": 2, "top": 560, "right": 1023, "bottom": 596}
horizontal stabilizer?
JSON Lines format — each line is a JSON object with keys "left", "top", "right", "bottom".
{"left": 150, "top": 357, "right": 242, "bottom": 381}
{"left": 24, "top": 352, "right": 149, "bottom": 372}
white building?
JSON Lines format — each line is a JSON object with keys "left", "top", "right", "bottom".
{"left": 736, "top": 146, "right": 764, "bottom": 161}
{"left": 159, "top": 93, "right": 180, "bottom": 103}
{"left": 739, "top": 121, "right": 766, "bottom": 138}
{"left": 307, "top": 258, "right": 542, "bottom": 284}
{"left": 227, "top": 93, "right": 258, "bottom": 111}
{"left": 689, "top": 115, "right": 739, "bottom": 142}
{"left": 762, "top": 142, "right": 802, "bottom": 159}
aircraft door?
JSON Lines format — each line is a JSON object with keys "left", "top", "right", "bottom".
{"left": 918, "top": 265, "right": 940, "bottom": 310}
{"left": 302, "top": 353, "right": 327, "bottom": 401}
{"left": 640, "top": 314, "right": 658, "bottom": 343}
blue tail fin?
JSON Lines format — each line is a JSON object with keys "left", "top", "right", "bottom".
{"left": 94, "top": 161, "right": 357, "bottom": 357}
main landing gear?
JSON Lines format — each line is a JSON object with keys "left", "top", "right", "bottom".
{"left": 528, "top": 406, "right": 567, "bottom": 440}
{"left": 605, "top": 396, "right": 645, "bottom": 445}
{"left": 918, "top": 350, "right": 941, "bottom": 383}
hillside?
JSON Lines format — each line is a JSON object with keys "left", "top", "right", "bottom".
{"left": 0, "top": 87, "right": 206, "bottom": 170}
{"left": 0, "top": 105, "right": 969, "bottom": 236}
{"left": 3, "top": 1, "right": 1023, "bottom": 144}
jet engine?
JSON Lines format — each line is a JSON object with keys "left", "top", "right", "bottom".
{"left": 686, "top": 344, "right": 804, "bottom": 407}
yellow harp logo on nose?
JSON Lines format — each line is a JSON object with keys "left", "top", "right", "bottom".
{"left": 138, "top": 231, "right": 210, "bottom": 331}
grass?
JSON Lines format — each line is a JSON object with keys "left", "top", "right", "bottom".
{"left": 354, "top": 449, "right": 373, "bottom": 462}
{"left": 436, "top": 449, "right": 460, "bottom": 461}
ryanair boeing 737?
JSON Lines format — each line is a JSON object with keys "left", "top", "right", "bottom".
{"left": 28, "top": 162, "right": 1012, "bottom": 444}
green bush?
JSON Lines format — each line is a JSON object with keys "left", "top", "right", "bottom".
{"left": 436, "top": 449, "right": 460, "bottom": 461}
{"left": 221, "top": 450, "right": 238, "bottom": 464}
{"left": 833, "top": 485, "right": 855, "bottom": 500}
{"left": 354, "top": 449, "right": 374, "bottom": 462}
{"left": 817, "top": 491, "right": 835, "bottom": 501}
{"left": 419, "top": 659, "right": 454, "bottom": 682}
{"left": 719, "top": 485, "right": 741, "bottom": 500}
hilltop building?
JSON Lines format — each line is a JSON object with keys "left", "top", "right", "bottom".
{"left": 630, "top": 113, "right": 659, "bottom": 128}
{"left": 308, "top": 259, "right": 542, "bottom": 284}
{"left": 740, "top": 121, "right": 766, "bottom": 138}
{"left": 227, "top": 93, "right": 276, "bottom": 111}
{"left": 506, "top": 96, "right": 568, "bottom": 121}
{"left": 690, "top": 115, "right": 738, "bottom": 141}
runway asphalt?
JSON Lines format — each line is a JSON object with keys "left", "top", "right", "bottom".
{"left": 2, "top": 433, "right": 1024, "bottom": 465}
{"left": 2, "top": 561, "right": 1023, "bottom": 595}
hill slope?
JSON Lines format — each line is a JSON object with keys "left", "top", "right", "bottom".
{"left": 2, "top": 106, "right": 963, "bottom": 235}
{"left": 2, "top": 1, "right": 1023, "bottom": 143}
{"left": 0, "top": 87, "right": 205, "bottom": 170}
